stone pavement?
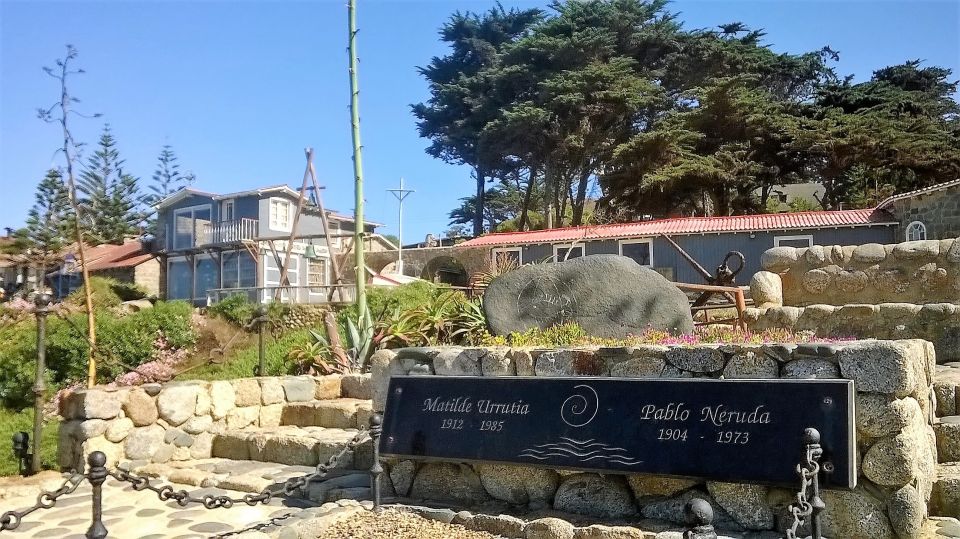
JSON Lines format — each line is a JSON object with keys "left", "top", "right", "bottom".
{"left": 1, "top": 475, "right": 311, "bottom": 538}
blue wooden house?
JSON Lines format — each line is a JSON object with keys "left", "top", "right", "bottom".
{"left": 153, "top": 185, "right": 385, "bottom": 305}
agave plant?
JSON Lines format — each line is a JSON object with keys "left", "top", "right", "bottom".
{"left": 374, "top": 305, "right": 427, "bottom": 349}
{"left": 287, "top": 329, "right": 352, "bottom": 375}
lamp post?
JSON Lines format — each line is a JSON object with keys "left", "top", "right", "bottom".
{"left": 32, "top": 292, "right": 52, "bottom": 475}
{"left": 387, "top": 177, "right": 414, "bottom": 275}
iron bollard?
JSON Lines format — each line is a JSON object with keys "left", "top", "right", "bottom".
{"left": 86, "top": 451, "right": 108, "bottom": 539}
{"left": 33, "top": 293, "right": 52, "bottom": 475}
{"left": 368, "top": 414, "right": 383, "bottom": 512}
{"left": 11, "top": 432, "right": 30, "bottom": 476}
{"left": 253, "top": 305, "right": 268, "bottom": 377}
{"left": 683, "top": 497, "right": 717, "bottom": 539}
{"left": 803, "top": 428, "right": 825, "bottom": 539}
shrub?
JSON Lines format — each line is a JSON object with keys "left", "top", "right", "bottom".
{"left": 184, "top": 329, "right": 313, "bottom": 381}
{"left": 110, "top": 280, "right": 148, "bottom": 302}
{"left": 208, "top": 294, "right": 255, "bottom": 326}
{"left": 67, "top": 276, "right": 122, "bottom": 308}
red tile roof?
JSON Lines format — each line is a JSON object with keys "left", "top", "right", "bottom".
{"left": 455, "top": 209, "right": 896, "bottom": 248}
{"left": 82, "top": 240, "right": 155, "bottom": 271}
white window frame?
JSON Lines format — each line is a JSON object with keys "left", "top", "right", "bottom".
{"left": 905, "top": 221, "right": 927, "bottom": 241}
{"left": 491, "top": 247, "right": 522, "bottom": 266}
{"left": 221, "top": 199, "right": 235, "bottom": 222}
{"left": 262, "top": 254, "right": 299, "bottom": 302}
{"left": 172, "top": 204, "right": 212, "bottom": 250}
{"left": 553, "top": 243, "right": 585, "bottom": 262}
{"left": 269, "top": 197, "right": 293, "bottom": 232}
{"left": 774, "top": 234, "right": 814, "bottom": 248}
{"left": 307, "top": 257, "right": 329, "bottom": 296}
{"left": 166, "top": 256, "right": 192, "bottom": 299}
{"left": 618, "top": 238, "right": 654, "bottom": 267}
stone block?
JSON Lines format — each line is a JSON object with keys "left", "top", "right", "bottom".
{"left": 370, "top": 348, "right": 398, "bottom": 411}
{"left": 231, "top": 378, "right": 262, "bottom": 407}
{"left": 553, "top": 473, "right": 636, "bottom": 518}
{"left": 123, "top": 389, "right": 158, "bottom": 426}
{"left": 389, "top": 460, "right": 416, "bottom": 497}
{"left": 761, "top": 246, "right": 798, "bottom": 272}
{"left": 67, "top": 389, "right": 123, "bottom": 420}
{"left": 194, "top": 386, "right": 211, "bottom": 416}
{"left": 315, "top": 375, "right": 341, "bottom": 400}
{"left": 341, "top": 374, "right": 373, "bottom": 398}
{"left": 893, "top": 240, "right": 940, "bottom": 260}
{"left": 801, "top": 269, "right": 832, "bottom": 294}
{"left": 124, "top": 425, "right": 165, "bottom": 460}
{"left": 472, "top": 514, "right": 526, "bottom": 538}
{"left": 481, "top": 348, "right": 515, "bottom": 376}
{"left": 838, "top": 341, "right": 922, "bottom": 397}
{"left": 536, "top": 350, "right": 606, "bottom": 376}
{"left": 259, "top": 404, "right": 283, "bottom": 427}
{"left": 852, "top": 243, "right": 887, "bottom": 263}
{"left": 610, "top": 356, "right": 666, "bottom": 378}
{"left": 572, "top": 525, "right": 646, "bottom": 539}
{"left": 525, "top": 518, "right": 575, "bottom": 539}
{"left": 476, "top": 463, "right": 560, "bottom": 504}
{"left": 182, "top": 414, "right": 213, "bottom": 435}
{"left": 664, "top": 347, "right": 725, "bottom": 373}
{"left": 706, "top": 482, "right": 773, "bottom": 530}
{"left": 935, "top": 417, "right": 960, "bottom": 462}
{"left": 888, "top": 484, "right": 925, "bottom": 539}
{"left": 209, "top": 381, "right": 236, "bottom": 419}
{"left": 211, "top": 431, "right": 251, "bottom": 460}
{"left": 283, "top": 376, "right": 317, "bottom": 402}
{"left": 510, "top": 349, "right": 535, "bottom": 376}
{"left": 722, "top": 351, "right": 778, "bottom": 379}
{"left": 931, "top": 462, "right": 960, "bottom": 518}
{"left": 226, "top": 406, "right": 259, "bottom": 430}
{"left": 626, "top": 474, "right": 697, "bottom": 498}
{"left": 821, "top": 486, "right": 894, "bottom": 539}
{"left": 157, "top": 384, "right": 200, "bottom": 426}
{"left": 410, "top": 463, "right": 490, "bottom": 504}
{"left": 856, "top": 394, "right": 921, "bottom": 438}
{"left": 259, "top": 377, "right": 285, "bottom": 405}
{"left": 256, "top": 434, "right": 319, "bottom": 466}
{"left": 80, "top": 436, "right": 123, "bottom": 470}
{"left": 190, "top": 432, "right": 214, "bottom": 459}
{"left": 750, "top": 271, "right": 782, "bottom": 308}
{"left": 434, "top": 347, "right": 484, "bottom": 376}
{"left": 782, "top": 358, "right": 839, "bottom": 379}
{"left": 104, "top": 418, "right": 134, "bottom": 443}
{"left": 862, "top": 425, "right": 925, "bottom": 487}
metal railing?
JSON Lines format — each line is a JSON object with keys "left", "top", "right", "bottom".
{"left": 207, "top": 285, "right": 357, "bottom": 305}
{"left": 200, "top": 219, "right": 259, "bottom": 245}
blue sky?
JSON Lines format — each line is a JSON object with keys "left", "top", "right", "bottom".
{"left": 1, "top": 0, "right": 958, "bottom": 243}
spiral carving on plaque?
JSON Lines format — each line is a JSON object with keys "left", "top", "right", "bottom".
{"left": 560, "top": 384, "right": 599, "bottom": 427}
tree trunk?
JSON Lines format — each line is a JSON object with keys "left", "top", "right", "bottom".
{"left": 473, "top": 168, "right": 485, "bottom": 236}
{"left": 518, "top": 165, "right": 538, "bottom": 231}
{"left": 544, "top": 164, "right": 554, "bottom": 229}
{"left": 571, "top": 167, "right": 592, "bottom": 226}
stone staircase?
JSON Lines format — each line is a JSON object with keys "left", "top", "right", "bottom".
{"left": 933, "top": 362, "right": 960, "bottom": 519}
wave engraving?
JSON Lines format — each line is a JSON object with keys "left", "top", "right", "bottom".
{"left": 518, "top": 437, "right": 642, "bottom": 467}
{"left": 561, "top": 384, "right": 599, "bottom": 427}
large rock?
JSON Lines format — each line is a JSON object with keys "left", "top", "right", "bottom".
{"left": 124, "top": 425, "right": 166, "bottom": 460}
{"left": 821, "top": 487, "right": 894, "bottom": 539}
{"left": 231, "top": 378, "right": 261, "bottom": 407}
{"left": 888, "top": 484, "right": 925, "bottom": 539}
{"left": 156, "top": 385, "right": 200, "bottom": 426}
{"left": 706, "top": 482, "right": 774, "bottom": 530}
{"left": 837, "top": 341, "right": 924, "bottom": 397}
{"left": 526, "top": 518, "right": 575, "bottom": 539}
{"left": 483, "top": 255, "right": 693, "bottom": 338}
{"left": 722, "top": 351, "right": 778, "bottom": 379}
{"left": 862, "top": 426, "right": 925, "bottom": 487}
{"left": 761, "top": 246, "right": 798, "bottom": 272}
{"left": 750, "top": 271, "right": 782, "bottom": 308}
{"left": 626, "top": 475, "right": 697, "bottom": 499}
{"left": 476, "top": 463, "right": 560, "bottom": 505}
{"left": 932, "top": 462, "right": 960, "bottom": 518}
{"left": 123, "top": 389, "right": 158, "bottom": 426}
{"left": 410, "top": 463, "right": 490, "bottom": 504}
{"left": 209, "top": 381, "right": 236, "bottom": 419}
{"left": 553, "top": 473, "right": 636, "bottom": 518}
{"left": 935, "top": 416, "right": 960, "bottom": 462}
{"left": 856, "top": 395, "right": 921, "bottom": 438}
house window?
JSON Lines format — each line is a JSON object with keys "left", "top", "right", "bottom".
{"left": 774, "top": 235, "right": 814, "bottom": 248}
{"left": 167, "top": 259, "right": 192, "bottom": 299}
{"left": 195, "top": 257, "right": 218, "bottom": 301}
{"left": 619, "top": 239, "right": 653, "bottom": 266}
{"left": 270, "top": 198, "right": 292, "bottom": 231}
{"left": 221, "top": 200, "right": 234, "bottom": 221}
{"left": 172, "top": 205, "right": 212, "bottom": 250}
{"left": 308, "top": 258, "right": 328, "bottom": 294}
{"left": 492, "top": 247, "right": 522, "bottom": 269}
{"left": 222, "top": 251, "right": 256, "bottom": 289}
{"left": 553, "top": 244, "right": 584, "bottom": 262}
{"left": 906, "top": 221, "right": 926, "bottom": 241}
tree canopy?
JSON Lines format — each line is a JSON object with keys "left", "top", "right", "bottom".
{"left": 414, "top": 0, "right": 960, "bottom": 231}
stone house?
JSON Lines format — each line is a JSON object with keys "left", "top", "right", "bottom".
{"left": 877, "top": 178, "right": 960, "bottom": 242}
{"left": 153, "top": 185, "right": 392, "bottom": 305}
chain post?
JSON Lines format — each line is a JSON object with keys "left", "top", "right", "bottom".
{"left": 368, "top": 414, "right": 383, "bottom": 512}
{"left": 803, "top": 428, "right": 825, "bottom": 539}
{"left": 86, "top": 451, "right": 108, "bottom": 539}
{"left": 11, "top": 432, "right": 30, "bottom": 476}
{"left": 683, "top": 498, "right": 717, "bottom": 539}
{"left": 33, "top": 293, "right": 52, "bottom": 475}
{"left": 254, "top": 305, "right": 268, "bottom": 377}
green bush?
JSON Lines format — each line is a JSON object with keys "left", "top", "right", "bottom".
{"left": 0, "top": 301, "right": 196, "bottom": 407}
{"left": 67, "top": 276, "right": 122, "bottom": 308}
{"left": 183, "top": 329, "right": 312, "bottom": 381}
{"left": 208, "top": 294, "right": 255, "bottom": 326}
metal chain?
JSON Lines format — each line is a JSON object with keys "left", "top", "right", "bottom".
{"left": 786, "top": 444, "right": 822, "bottom": 539}
{"left": 280, "top": 426, "right": 370, "bottom": 495}
{"left": 108, "top": 469, "right": 274, "bottom": 509}
{"left": 0, "top": 472, "right": 85, "bottom": 531}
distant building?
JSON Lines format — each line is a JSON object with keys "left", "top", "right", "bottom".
{"left": 756, "top": 182, "right": 825, "bottom": 212}
{"left": 877, "top": 178, "right": 960, "bottom": 241}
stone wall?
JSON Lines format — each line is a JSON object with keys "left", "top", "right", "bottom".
{"left": 748, "top": 239, "right": 960, "bottom": 362}
{"left": 274, "top": 305, "right": 333, "bottom": 332}
{"left": 57, "top": 374, "right": 369, "bottom": 472}
{"left": 370, "top": 342, "right": 938, "bottom": 539}
{"left": 888, "top": 185, "right": 960, "bottom": 241}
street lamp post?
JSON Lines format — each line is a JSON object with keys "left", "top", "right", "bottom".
{"left": 387, "top": 177, "right": 414, "bottom": 275}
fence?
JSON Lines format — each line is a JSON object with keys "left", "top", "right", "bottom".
{"left": 206, "top": 284, "right": 356, "bottom": 305}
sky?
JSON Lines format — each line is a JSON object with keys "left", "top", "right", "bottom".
{"left": 1, "top": 0, "right": 958, "bottom": 244}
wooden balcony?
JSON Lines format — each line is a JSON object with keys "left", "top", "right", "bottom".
{"left": 200, "top": 219, "right": 259, "bottom": 246}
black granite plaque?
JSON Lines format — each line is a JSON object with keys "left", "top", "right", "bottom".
{"left": 381, "top": 376, "right": 856, "bottom": 488}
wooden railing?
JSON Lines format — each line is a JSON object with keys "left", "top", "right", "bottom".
{"left": 674, "top": 283, "right": 751, "bottom": 330}
{"left": 200, "top": 219, "right": 258, "bottom": 245}
{"left": 206, "top": 284, "right": 356, "bottom": 305}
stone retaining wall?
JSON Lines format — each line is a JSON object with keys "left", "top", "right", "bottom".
{"left": 57, "top": 374, "right": 372, "bottom": 472}
{"left": 370, "top": 341, "right": 938, "bottom": 539}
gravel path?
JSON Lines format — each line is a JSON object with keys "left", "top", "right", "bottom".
{"left": 314, "top": 509, "right": 498, "bottom": 539}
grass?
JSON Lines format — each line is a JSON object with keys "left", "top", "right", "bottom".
{"left": 0, "top": 408, "right": 60, "bottom": 477}
{"left": 179, "top": 328, "right": 314, "bottom": 381}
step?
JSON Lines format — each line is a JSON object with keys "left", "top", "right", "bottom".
{"left": 281, "top": 398, "right": 373, "bottom": 430}
{"left": 211, "top": 425, "right": 373, "bottom": 469}
{"left": 937, "top": 364, "right": 960, "bottom": 417}
{"left": 936, "top": 416, "right": 960, "bottom": 463}
{"left": 933, "top": 462, "right": 960, "bottom": 519}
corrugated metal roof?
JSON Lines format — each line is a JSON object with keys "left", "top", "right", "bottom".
{"left": 876, "top": 178, "right": 960, "bottom": 209}
{"left": 82, "top": 240, "right": 155, "bottom": 270}
{"left": 456, "top": 209, "right": 897, "bottom": 248}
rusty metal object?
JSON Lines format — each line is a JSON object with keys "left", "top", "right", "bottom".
{"left": 660, "top": 235, "right": 746, "bottom": 320}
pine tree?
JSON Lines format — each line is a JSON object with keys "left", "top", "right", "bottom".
{"left": 146, "top": 145, "right": 193, "bottom": 205}
{"left": 78, "top": 125, "right": 144, "bottom": 244}
{"left": 22, "top": 169, "right": 72, "bottom": 269}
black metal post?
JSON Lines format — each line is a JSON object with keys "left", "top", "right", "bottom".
{"left": 803, "top": 428, "right": 825, "bottom": 539}
{"left": 254, "top": 305, "right": 268, "bottom": 377}
{"left": 683, "top": 498, "right": 717, "bottom": 539}
{"left": 11, "top": 432, "right": 30, "bottom": 476}
{"left": 86, "top": 451, "right": 108, "bottom": 539}
{"left": 32, "top": 293, "right": 52, "bottom": 475}
{"left": 368, "top": 414, "right": 383, "bottom": 511}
